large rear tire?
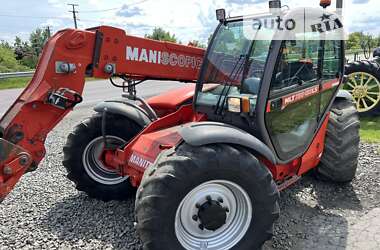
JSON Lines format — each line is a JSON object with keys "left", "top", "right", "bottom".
{"left": 63, "top": 114, "right": 142, "bottom": 201}
{"left": 316, "top": 99, "right": 360, "bottom": 182}
{"left": 135, "top": 143, "right": 280, "bottom": 250}
{"left": 344, "top": 60, "right": 380, "bottom": 116}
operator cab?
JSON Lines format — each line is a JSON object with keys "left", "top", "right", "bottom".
{"left": 194, "top": 1, "right": 345, "bottom": 162}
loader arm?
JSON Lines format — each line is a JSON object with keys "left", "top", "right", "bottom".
{"left": 0, "top": 25, "right": 204, "bottom": 201}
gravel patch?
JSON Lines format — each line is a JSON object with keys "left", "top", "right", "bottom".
{"left": 1, "top": 108, "right": 379, "bottom": 250}
{"left": 265, "top": 143, "right": 380, "bottom": 250}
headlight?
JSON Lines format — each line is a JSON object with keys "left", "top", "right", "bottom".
{"left": 227, "top": 97, "right": 241, "bottom": 113}
{"left": 227, "top": 96, "right": 251, "bottom": 113}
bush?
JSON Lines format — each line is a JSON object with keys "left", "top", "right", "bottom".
{"left": 0, "top": 45, "right": 30, "bottom": 73}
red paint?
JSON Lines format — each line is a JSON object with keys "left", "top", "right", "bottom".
{"left": 147, "top": 85, "right": 196, "bottom": 116}
{"left": 321, "top": 79, "right": 340, "bottom": 91}
{"left": 260, "top": 157, "right": 301, "bottom": 182}
{"left": 91, "top": 26, "right": 205, "bottom": 81}
{"left": 266, "top": 102, "right": 271, "bottom": 113}
{"left": 0, "top": 147, "right": 32, "bottom": 200}
{"left": 102, "top": 104, "right": 205, "bottom": 186}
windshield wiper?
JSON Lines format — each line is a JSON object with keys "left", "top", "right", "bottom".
{"left": 214, "top": 54, "right": 248, "bottom": 116}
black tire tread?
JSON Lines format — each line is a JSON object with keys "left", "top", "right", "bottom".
{"left": 135, "top": 143, "right": 280, "bottom": 250}
{"left": 63, "top": 114, "right": 141, "bottom": 201}
{"left": 317, "top": 99, "right": 360, "bottom": 182}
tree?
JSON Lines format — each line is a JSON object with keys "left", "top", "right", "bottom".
{"left": 376, "top": 34, "right": 380, "bottom": 47}
{"left": 29, "top": 28, "right": 50, "bottom": 57}
{"left": 13, "top": 28, "right": 50, "bottom": 69}
{"left": 0, "top": 44, "right": 29, "bottom": 73}
{"left": 145, "top": 27, "right": 177, "bottom": 43}
{"left": 188, "top": 40, "right": 206, "bottom": 48}
{"left": 346, "top": 32, "right": 377, "bottom": 51}
{"left": 346, "top": 32, "right": 363, "bottom": 51}
{"left": 0, "top": 40, "right": 12, "bottom": 50}
{"left": 14, "top": 36, "right": 29, "bottom": 60}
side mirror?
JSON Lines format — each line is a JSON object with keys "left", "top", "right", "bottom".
{"left": 216, "top": 9, "right": 226, "bottom": 23}
{"left": 269, "top": 0, "right": 281, "bottom": 15}
{"left": 269, "top": 0, "right": 281, "bottom": 9}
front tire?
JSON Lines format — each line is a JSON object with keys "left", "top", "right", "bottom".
{"left": 135, "top": 143, "right": 279, "bottom": 250}
{"left": 63, "top": 114, "right": 142, "bottom": 201}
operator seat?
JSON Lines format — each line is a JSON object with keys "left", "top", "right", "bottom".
{"left": 241, "top": 77, "right": 261, "bottom": 95}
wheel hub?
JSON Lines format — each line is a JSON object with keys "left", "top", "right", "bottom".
{"left": 197, "top": 196, "right": 228, "bottom": 231}
{"left": 345, "top": 72, "right": 380, "bottom": 113}
{"left": 352, "top": 86, "right": 368, "bottom": 99}
{"left": 175, "top": 180, "right": 252, "bottom": 250}
{"left": 82, "top": 136, "right": 128, "bottom": 185}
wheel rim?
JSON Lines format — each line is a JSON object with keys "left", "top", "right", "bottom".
{"left": 345, "top": 72, "right": 380, "bottom": 112}
{"left": 82, "top": 136, "right": 128, "bottom": 185}
{"left": 175, "top": 180, "right": 252, "bottom": 250}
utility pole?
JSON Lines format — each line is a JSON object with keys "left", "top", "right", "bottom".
{"left": 68, "top": 3, "right": 79, "bottom": 29}
{"left": 46, "top": 26, "right": 51, "bottom": 38}
{"left": 336, "top": 0, "right": 343, "bottom": 19}
{"left": 336, "top": 0, "right": 343, "bottom": 9}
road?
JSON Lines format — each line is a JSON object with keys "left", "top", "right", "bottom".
{"left": 0, "top": 79, "right": 186, "bottom": 116}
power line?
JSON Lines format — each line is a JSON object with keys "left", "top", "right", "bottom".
{"left": 79, "top": 7, "right": 121, "bottom": 13}
{"left": 0, "top": 14, "right": 202, "bottom": 31}
{"left": 79, "top": 0, "right": 150, "bottom": 13}
{"left": 68, "top": 3, "right": 79, "bottom": 29}
{"left": 0, "top": 14, "right": 72, "bottom": 20}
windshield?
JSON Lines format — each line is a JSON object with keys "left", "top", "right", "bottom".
{"left": 196, "top": 20, "right": 274, "bottom": 111}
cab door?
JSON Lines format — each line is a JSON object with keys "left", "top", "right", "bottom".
{"left": 320, "top": 40, "right": 343, "bottom": 113}
{"left": 265, "top": 39, "right": 323, "bottom": 161}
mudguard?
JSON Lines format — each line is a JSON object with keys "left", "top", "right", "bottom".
{"left": 94, "top": 100, "right": 152, "bottom": 127}
{"left": 336, "top": 89, "right": 353, "bottom": 101}
{"left": 179, "top": 122, "right": 277, "bottom": 164}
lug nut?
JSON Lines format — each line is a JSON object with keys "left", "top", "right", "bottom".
{"left": 218, "top": 197, "right": 224, "bottom": 203}
{"left": 195, "top": 203, "right": 201, "bottom": 209}
{"left": 206, "top": 195, "right": 212, "bottom": 202}
{"left": 225, "top": 207, "right": 230, "bottom": 213}
{"left": 199, "top": 224, "right": 204, "bottom": 230}
{"left": 19, "top": 155, "right": 29, "bottom": 166}
{"left": 192, "top": 215, "right": 198, "bottom": 221}
{"left": 104, "top": 63, "right": 114, "bottom": 74}
{"left": 3, "top": 166, "right": 12, "bottom": 175}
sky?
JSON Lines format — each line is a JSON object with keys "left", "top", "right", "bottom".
{"left": 0, "top": 0, "right": 379, "bottom": 44}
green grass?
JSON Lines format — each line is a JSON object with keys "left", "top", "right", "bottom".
{"left": 0, "top": 77, "right": 32, "bottom": 90}
{"left": 360, "top": 116, "right": 380, "bottom": 143}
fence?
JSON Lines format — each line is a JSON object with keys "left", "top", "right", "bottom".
{"left": 0, "top": 71, "right": 35, "bottom": 80}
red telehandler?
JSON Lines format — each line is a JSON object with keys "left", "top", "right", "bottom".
{"left": 0, "top": 0, "right": 359, "bottom": 249}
